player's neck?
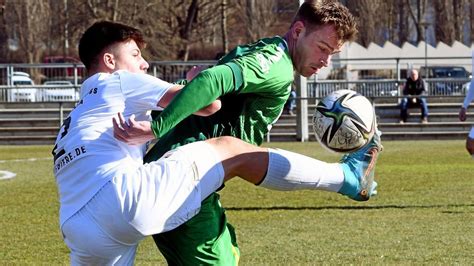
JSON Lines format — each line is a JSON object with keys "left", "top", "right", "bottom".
{"left": 283, "top": 32, "right": 296, "bottom": 61}
{"left": 87, "top": 64, "right": 115, "bottom": 78}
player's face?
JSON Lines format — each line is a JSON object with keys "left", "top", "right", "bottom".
{"left": 112, "top": 40, "right": 149, "bottom": 73}
{"left": 292, "top": 23, "right": 342, "bottom": 77}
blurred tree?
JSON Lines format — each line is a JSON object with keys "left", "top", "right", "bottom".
{"left": 434, "top": 0, "right": 456, "bottom": 44}
{"left": 140, "top": 0, "right": 222, "bottom": 60}
{"left": 472, "top": 0, "right": 474, "bottom": 43}
{"left": 396, "top": 1, "right": 410, "bottom": 45}
{"left": 56, "top": 0, "right": 152, "bottom": 58}
{"left": 406, "top": 0, "right": 428, "bottom": 43}
{"left": 347, "top": 0, "right": 382, "bottom": 47}
{"left": 1, "top": 0, "right": 474, "bottom": 63}
{"left": 5, "top": 0, "right": 51, "bottom": 64}
{"left": 0, "top": 0, "right": 8, "bottom": 62}
{"left": 241, "top": 0, "right": 276, "bottom": 42}
{"left": 452, "top": 0, "right": 470, "bottom": 44}
{"left": 221, "top": 0, "right": 229, "bottom": 54}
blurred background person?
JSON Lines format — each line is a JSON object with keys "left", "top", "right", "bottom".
{"left": 284, "top": 87, "right": 297, "bottom": 115}
{"left": 400, "top": 69, "right": 429, "bottom": 124}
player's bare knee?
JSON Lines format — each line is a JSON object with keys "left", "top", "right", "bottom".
{"left": 216, "top": 136, "right": 240, "bottom": 146}
{"left": 208, "top": 136, "right": 240, "bottom": 153}
{"left": 206, "top": 136, "right": 268, "bottom": 183}
{"left": 205, "top": 136, "right": 245, "bottom": 164}
{"left": 210, "top": 136, "right": 249, "bottom": 153}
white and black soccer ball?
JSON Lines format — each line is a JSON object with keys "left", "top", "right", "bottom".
{"left": 313, "top": 89, "right": 376, "bottom": 153}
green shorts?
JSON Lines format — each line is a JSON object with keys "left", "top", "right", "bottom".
{"left": 152, "top": 193, "right": 240, "bottom": 265}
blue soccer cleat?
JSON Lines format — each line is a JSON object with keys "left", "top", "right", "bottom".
{"left": 338, "top": 130, "right": 382, "bottom": 201}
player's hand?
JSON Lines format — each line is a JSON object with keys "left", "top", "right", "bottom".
{"left": 194, "top": 99, "right": 222, "bottom": 117}
{"left": 459, "top": 107, "right": 467, "bottom": 121}
{"left": 113, "top": 113, "right": 155, "bottom": 145}
{"left": 186, "top": 65, "right": 208, "bottom": 81}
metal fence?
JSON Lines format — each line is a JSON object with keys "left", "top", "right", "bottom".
{"left": 0, "top": 59, "right": 471, "bottom": 103}
{"left": 307, "top": 78, "right": 470, "bottom": 100}
{"left": 0, "top": 62, "right": 217, "bottom": 102}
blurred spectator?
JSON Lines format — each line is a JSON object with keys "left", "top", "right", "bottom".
{"left": 284, "top": 87, "right": 296, "bottom": 115}
{"left": 400, "top": 69, "right": 429, "bottom": 124}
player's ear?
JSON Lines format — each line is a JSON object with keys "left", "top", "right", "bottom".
{"left": 103, "top": 53, "right": 116, "bottom": 71}
{"left": 292, "top": 21, "right": 305, "bottom": 39}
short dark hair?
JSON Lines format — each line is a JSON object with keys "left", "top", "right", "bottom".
{"left": 79, "top": 21, "right": 146, "bottom": 70}
{"left": 292, "top": 0, "right": 358, "bottom": 43}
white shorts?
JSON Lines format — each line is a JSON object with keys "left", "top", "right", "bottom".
{"left": 62, "top": 141, "right": 225, "bottom": 265}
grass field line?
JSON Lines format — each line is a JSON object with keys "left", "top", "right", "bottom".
{"left": 0, "top": 157, "right": 51, "bottom": 180}
{"left": 0, "top": 157, "right": 51, "bottom": 164}
{"left": 0, "top": 170, "right": 16, "bottom": 180}
{"left": 225, "top": 203, "right": 474, "bottom": 211}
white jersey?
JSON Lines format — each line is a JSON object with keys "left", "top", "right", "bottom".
{"left": 53, "top": 70, "right": 172, "bottom": 227}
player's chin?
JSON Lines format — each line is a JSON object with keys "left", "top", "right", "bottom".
{"left": 301, "top": 69, "right": 317, "bottom": 78}
{"left": 295, "top": 64, "right": 318, "bottom": 77}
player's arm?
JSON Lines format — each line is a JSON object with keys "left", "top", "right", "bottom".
{"left": 151, "top": 64, "right": 240, "bottom": 138}
{"left": 112, "top": 90, "right": 222, "bottom": 145}
{"left": 158, "top": 84, "right": 222, "bottom": 117}
{"left": 114, "top": 64, "right": 240, "bottom": 144}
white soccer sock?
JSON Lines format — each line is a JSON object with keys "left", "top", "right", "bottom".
{"left": 259, "top": 148, "right": 344, "bottom": 192}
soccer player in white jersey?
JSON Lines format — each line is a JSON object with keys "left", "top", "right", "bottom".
{"left": 53, "top": 20, "right": 381, "bottom": 265}
{"left": 459, "top": 79, "right": 474, "bottom": 156}
{"left": 53, "top": 21, "right": 225, "bottom": 264}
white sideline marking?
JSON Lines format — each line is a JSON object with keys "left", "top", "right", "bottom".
{"left": 0, "top": 157, "right": 51, "bottom": 180}
{"left": 0, "top": 170, "right": 16, "bottom": 180}
{"left": 0, "top": 157, "right": 51, "bottom": 164}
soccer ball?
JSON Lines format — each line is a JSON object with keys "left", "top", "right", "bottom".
{"left": 313, "top": 90, "right": 376, "bottom": 153}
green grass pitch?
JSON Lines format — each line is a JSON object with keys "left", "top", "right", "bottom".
{"left": 1, "top": 140, "right": 473, "bottom": 264}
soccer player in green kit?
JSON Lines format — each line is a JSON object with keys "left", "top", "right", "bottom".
{"left": 114, "top": 0, "right": 381, "bottom": 264}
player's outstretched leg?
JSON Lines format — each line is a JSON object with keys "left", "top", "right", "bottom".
{"left": 338, "top": 130, "right": 382, "bottom": 201}
{"left": 205, "top": 135, "right": 382, "bottom": 201}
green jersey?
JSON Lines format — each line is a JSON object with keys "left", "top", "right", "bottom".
{"left": 145, "top": 36, "right": 294, "bottom": 161}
